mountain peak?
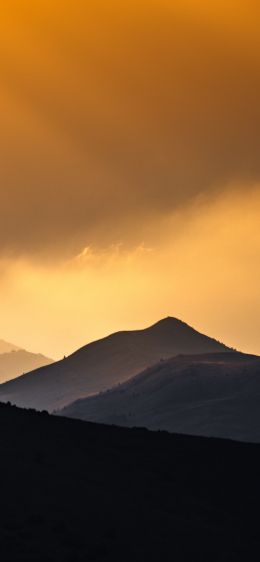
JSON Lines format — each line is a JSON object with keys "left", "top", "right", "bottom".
{"left": 151, "top": 316, "right": 186, "bottom": 327}
{"left": 0, "top": 316, "right": 231, "bottom": 411}
{"left": 148, "top": 317, "right": 196, "bottom": 333}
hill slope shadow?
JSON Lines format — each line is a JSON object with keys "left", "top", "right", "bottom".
{"left": 0, "top": 402, "right": 260, "bottom": 561}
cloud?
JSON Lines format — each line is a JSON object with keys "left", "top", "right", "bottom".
{"left": 0, "top": 185, "right": 260, "bottom": 358}
{"left": 0, "top": 1, "right": 259, "bottom": 256}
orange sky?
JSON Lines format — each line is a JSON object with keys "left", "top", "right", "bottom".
{"left": 0, "top": 1, "right": 259, "bottom": 357}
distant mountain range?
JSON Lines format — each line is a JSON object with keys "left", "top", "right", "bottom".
{"left": 1, "top": 317, "right": 260, "bottom": 443}
{"left": 60, "top": 351, "right": 260, "bottom": 442}
{"left": 0, "top": 349, "right": 54, "bottom": 384}
{"left": 0, "top": 339, "right": 21, "bottom": 354}
{"left": 0, "top": 317, "right": 230, "bottom": 411}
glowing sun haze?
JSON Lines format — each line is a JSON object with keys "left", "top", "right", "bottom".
{"left": 0, "top": 1, "right": 259, "bottom": 358}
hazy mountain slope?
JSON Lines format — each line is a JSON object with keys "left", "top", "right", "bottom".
{"left": 60, "top": 352, "right": 260, "bottom": 443}
{"left": 0, "top": 402, "right": 260, "bottom": 561}
{"left": 0, "top": 317, "right": 231, "bottom": 412}
{"left": 0, "top": 339, "right": 20, "bottom": 354}
{"left": 0, "top": 350, "right": 54, "bottom": 384}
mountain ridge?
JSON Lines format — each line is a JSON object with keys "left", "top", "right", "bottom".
{"left": 59, "top": 351, "right": 260, "bottom": 442}
{"left": 0, "top": 348, "right": 54, "bottom": 384}
{"left": 0, "top": 317, "right": 231, "bottom": 411}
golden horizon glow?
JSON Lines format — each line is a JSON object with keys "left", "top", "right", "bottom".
{"left": 1, "top": 186, "right": 260, "bottom": 359}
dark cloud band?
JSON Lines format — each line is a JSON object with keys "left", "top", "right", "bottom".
{"left": 0, "top": 1, "right": 259, "bottom": 255}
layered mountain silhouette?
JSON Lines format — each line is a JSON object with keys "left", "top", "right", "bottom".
{"left": 0, "top": 317, "right": 230, "bottom": 411}
{"left": 0, "top": 345, "right": 53, "bottom": 384}
{"left": 0, "top": 339, "right": 20, "bottom": 354}
{"left": 60, "top": 351, "right": 260, "bottom": 442}
{"left": 0, "top": 402, "right": 260, "bottom": 561}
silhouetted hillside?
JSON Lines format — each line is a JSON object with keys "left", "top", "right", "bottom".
{"left": 0, "top": 402, "right": 260, "bottom": 561}
{"left": 60, "top": 352, "right": 260, "bottom": 442}
{"left": 0, "top": 317, "right": 231, "bottom": 411}
{"left": 0, "top": 349, "right": 54, "bottom": 383}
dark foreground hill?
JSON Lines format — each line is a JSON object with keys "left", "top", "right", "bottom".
{"left": 60, "top": 352, "right": 260, "bottom": 443}
{"left": 0, "top": 317, "right": 230, "bottom": 411}
{"left": 0, "top": 349, "right": 54, "bottom": 384}
{"left": 0, "top": 402, "right": 260, "bottom": 562}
